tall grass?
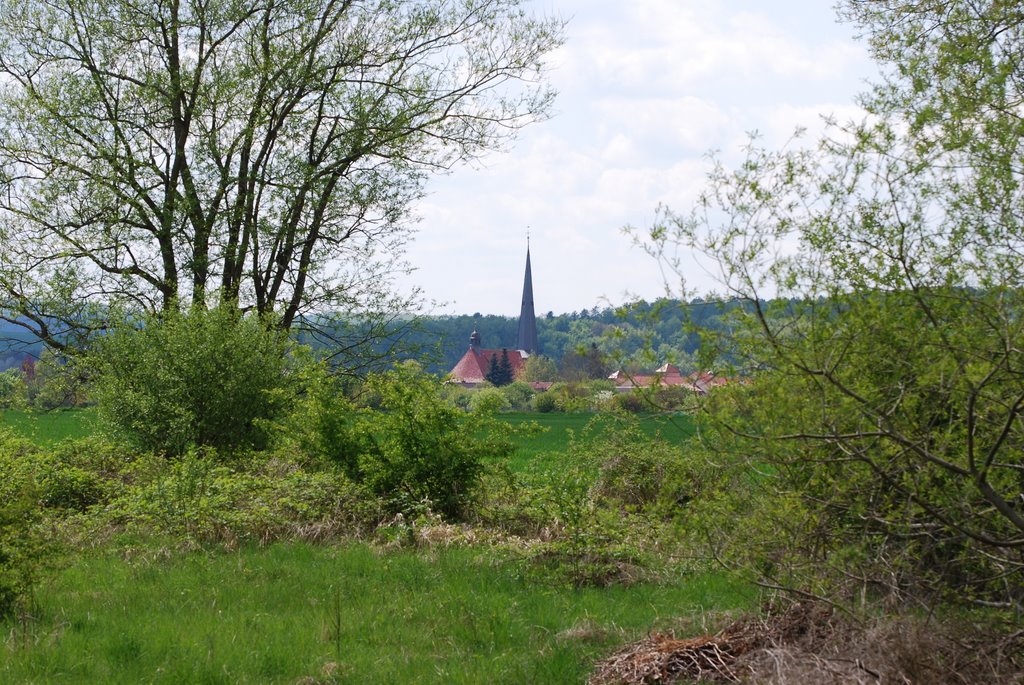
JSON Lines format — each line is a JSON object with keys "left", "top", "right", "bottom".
{"left": 3, "top": 542, "right": 752, "bottom": 684}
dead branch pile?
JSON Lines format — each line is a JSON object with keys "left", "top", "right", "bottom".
{"left": 588, "top": 602, "right": 1024, "bottom": 685}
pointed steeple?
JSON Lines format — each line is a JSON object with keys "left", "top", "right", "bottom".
{"left": 516, "top": 239, "right": 539, "bottom": 354}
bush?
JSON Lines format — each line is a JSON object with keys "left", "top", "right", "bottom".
{"left": 104, "top": 448, "right": 384, "bottom": 545}
{"left": 90, "top": 304, "right": 296, "bottom": 455}
{"left": 610, "top": 391, "right": 648, "bottom": 413}
{"left": 533, "top": 391, "right": 558, "bottom": 413}
{"left": 439, "top": 382, "right": 472, "bottom": 410}
{"left": 0, "top": 434, "right": 52, "bottom": 620}
{"left": 500, "top": 380, "right": 535, "bottom": 410}
{"left": 0, "top": 368, "right": 25, "bottom": 409}
{"left": 587, "top": 419, "right": 696, "bottom": 513}
{"left": 357, "top": 363, "right": 514, "bottom": 519}
{"left": 468, "top": 386, "right": 511, "bottom": 414}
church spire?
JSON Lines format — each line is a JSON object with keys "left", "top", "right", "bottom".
{"left": 516, "top": 239, "right": 539, "bottom": 354}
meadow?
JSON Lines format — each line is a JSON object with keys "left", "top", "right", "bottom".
{"left": 0, "top": 407, "right": 741, "bottom": 685}
{"left": 0, "top": 408, "right": 98, "bottom": 445}
{"left": 4, "top": 542, "right": 750, "bottom": 684}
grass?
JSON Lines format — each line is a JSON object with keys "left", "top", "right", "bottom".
{"left": 1, "top": 407, "right": 98, "bottom": 445}
{"left": 0, "top": 406, "right": 726, "bottom": 684}
{"left": 1, "top": 407, "right": 696, "bottom": 470}
{"left": 498, "top": 411, "right": 696, "bottom": 474}
{"left": 4, "top": 542, "right": 753, "bottom": 684}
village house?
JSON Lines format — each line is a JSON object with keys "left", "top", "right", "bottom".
{"left": 607, "top": 363, "right": 728, "bottom": 395}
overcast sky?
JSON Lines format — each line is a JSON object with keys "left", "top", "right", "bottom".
{"left": 395, "top": 0, "right": 878, "bottom": 316}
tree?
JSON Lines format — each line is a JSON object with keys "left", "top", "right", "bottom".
{"left": 518, "top": 353, "right": 557, "bottom": 382}
{"left": 497, "top": 348, "right": 514, "bottom": 386}
{"left": 90, "top": 304, "right": 295, "bottom": 455}
{"left": 484, "top": 348, "right": 513, "bottom": 387}
{"left": 0, "top": 0, "right": 563, "bottom": 354}
{"left": 635, "top": 3, "right": 1024, "bottom": 607}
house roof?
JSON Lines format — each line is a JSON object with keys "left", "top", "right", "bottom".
{"left": 449, "top": 347, "right": 527, "bottom": 384}
{"left": 608, "top": 367, "right": 731, "bottom": 395}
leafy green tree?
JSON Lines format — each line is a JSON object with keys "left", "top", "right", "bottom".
{"left": 0, "top": 0, "right": 563, "bottom": 353}
{"left": 635, "top": 2, "right": 1024, "bottom": 606}
{"left": 358, "top": 363, "right": 513, "bottom": 518}
{"left": 518, "top": 354, "right": 557, "bottom": 382}
{"left": 0, "top": 437, "right": 50, "bottom": 620}
{"left": 90, "top": 304, "right": 295, "bottom": 455}
{"left": 468, "top": 386, "right": 511, "bottom": 414}
{"left": 0, "top": 369, "right": 24, "bottom": 409}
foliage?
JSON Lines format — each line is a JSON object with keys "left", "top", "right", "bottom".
{"left": 541, "top": 380, "right": 618, "bottom": 413}
{"left": 500, "top": 380, "right": 536, "bottom": 410}
{"left": 587, "top": 417, "right": 697, "bottom": 516}
{"left": 357, "top": 363, "right": 515, "bottom": 519}
{"left": 518, "top": 354, "right": 558, "bottom": 382}
{"left": 506, "top": 416, "right": 696, "bottom": 587}
{"left": 105, "top": 449, "right": 384, "bottom": 545}
{"left": 633, "top": 2, "right": 1024, "bottom": 608}
{"left": 485, "top": 348, "right": 515, "bottom": 387}
{"left": 287, "top": 362, "right": 517, "bottom": 519}
{"left": 0, "top": 368, "right": 25, "bottom": 409}
{"left": 24, "top": 348, "right": 87, "bottom": 410}
{"left": 440, "top": 382, "right": 473, "bottom": 410}
{"left": 90, "top": 304, "right": 296, "bottom": 456}
{"left": 468, "top": 386, "right": 512, "bottom": 414}
{"left": 609, "top": 391, "right": 648, "bottom": 414}
{"left": 0, "top": 0, "right": 563, "bottom": 357}
{"left": 559, "top": 342, "right": 610, "bottom": 381}
{"left": 0, "top": 432, "right": 52, "bottom": 620}
{"left": 533, "top": 391, "right": 558, "bottom": 413}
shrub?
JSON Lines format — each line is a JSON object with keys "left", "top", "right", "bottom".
{"left": 500, "top": 380, "right": 535, "bottom": 410}
{"left": 89, "top": 304, "right": 296, "bottom": 455}
{"left": 357, "top": 363, "right": 514, "bottom": 519}
{"left": 0, "top": 434, "right": 51, "bottom": 620}
{"left": 282, "top": 359, "right": 373, "bottom": 480}
{"left": 587, "top": 419, "right": 696, "bottom": 513}
{"left": 468, "top": 386, "right": 511, "bottom": 414}
{"left": 533, "top": 391, "right": 558, "bottom": 413}
{"left": 104, "top": 448, "right": 384, "bottom": 545}
{"left": 610, "top": 390, "right": 648, "bottom": 413}
{"left": 0, "top": 368, "right": 25, "bottom": 409}
{"left": 439, "top": 382, "right": 472, "bottom": 410}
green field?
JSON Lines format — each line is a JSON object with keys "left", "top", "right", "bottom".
{"left": 3, "top": 542, "right": 751, "bottom": 684}
{"left": 1, "top": 407, "right": 734, "bottom": 684}
{"left": 0, "top": 408, "right": 695, "bottom": 468}
{"left": 490, "top": 411, "right": 695, "bottom": 474}
{"left": 0, "top": 407, "right": 98, "bottom": 445}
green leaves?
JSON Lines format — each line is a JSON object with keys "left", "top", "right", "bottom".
{"left": 632, "top": 1, "right": 1024, "bottom": 608}
{"left": 89, "top": 303, "right": 295, "bottom": 455}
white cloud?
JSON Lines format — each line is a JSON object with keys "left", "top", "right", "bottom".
{"left": 397, "top": 0, "right": 879, "bottom": 315}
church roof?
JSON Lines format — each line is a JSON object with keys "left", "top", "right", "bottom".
{"left": 516, "top": 245, "right": 539, "bottom": 353}
{"left": 449, "top": 346, "right": 527, "bottom": 384}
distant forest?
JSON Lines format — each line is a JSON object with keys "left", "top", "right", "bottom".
{"left": 0, "top": 298, "right": 742, "bottom": 376}
{"left": 401, "top": 298, "right": 741, "bottom": 376}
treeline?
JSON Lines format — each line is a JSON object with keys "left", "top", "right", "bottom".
{"left": 399, "top": 298, "right": 745, "bottom": 376}
{"left": 0, "top": 297, "right": 750, "bottom": 379}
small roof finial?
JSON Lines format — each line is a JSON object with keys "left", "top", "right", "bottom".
{"left": 526, "top": 226, "right": 530, "bottom": 247}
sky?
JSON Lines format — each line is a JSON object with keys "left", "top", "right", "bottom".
{"left": 395, "top": 0, "right": 879, "bottom": 317}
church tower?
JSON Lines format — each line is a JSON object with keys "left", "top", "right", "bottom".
{"left": 516, "top": 241, "right": 539, "bottom": 354}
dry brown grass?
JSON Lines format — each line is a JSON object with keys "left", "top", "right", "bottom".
{"left": 589, "top": 602, "right": 1024, "bottom": 685}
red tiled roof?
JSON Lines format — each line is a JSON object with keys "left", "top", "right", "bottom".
{"left": 608, "top": 367, "right": 732, "bottom": 395}
{"left": 449, "top": 347, "right": 527, "bottom": 384}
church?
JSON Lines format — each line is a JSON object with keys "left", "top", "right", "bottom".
{"left": 448, "top": 243, "right": 538, "bottom": 387}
